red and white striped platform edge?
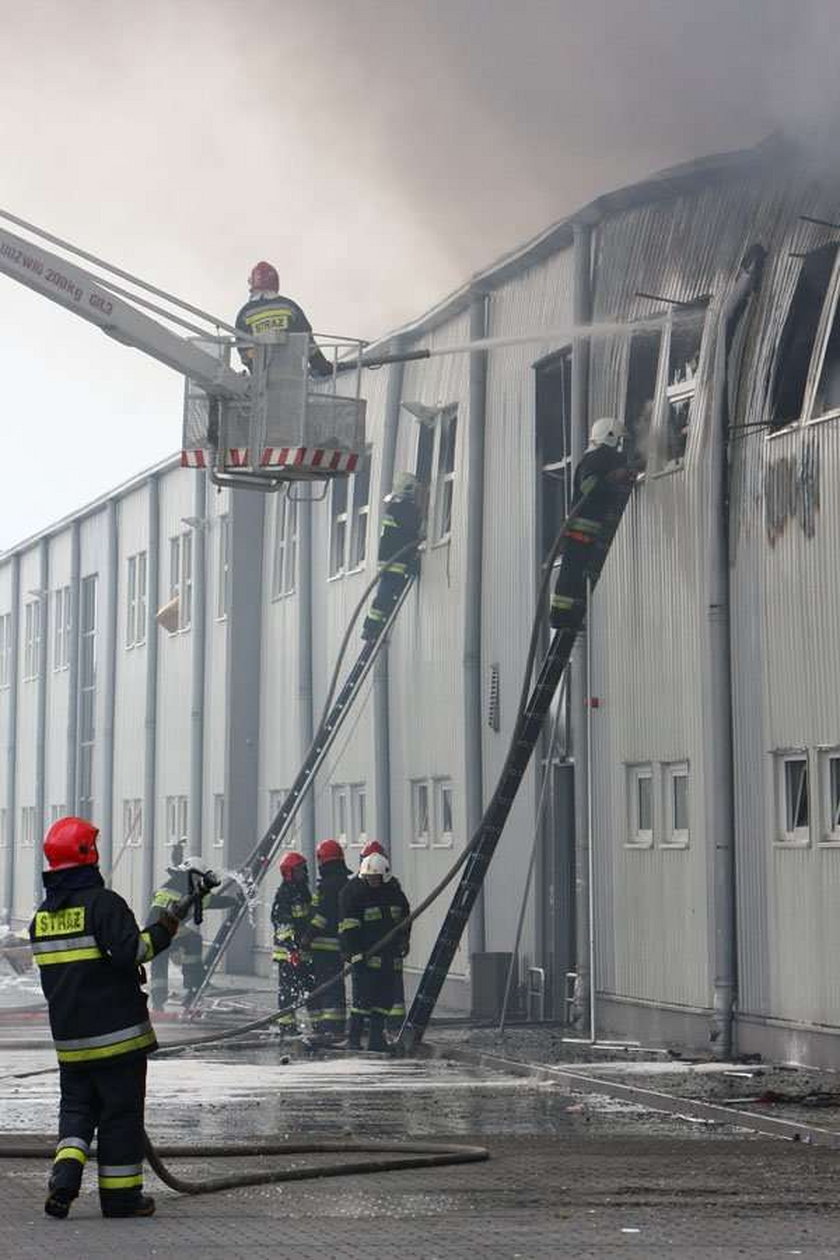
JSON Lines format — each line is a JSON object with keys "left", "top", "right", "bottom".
{"left": 182, "top": 447, "right": 359, "bottom": 473}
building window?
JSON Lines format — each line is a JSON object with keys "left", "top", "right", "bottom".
{"left": 433, "top": 778, "right": 454, "bottom": 848}
{"left": 217, "top": 516, "right": 231, "bottom": 620}
{"left": 662, "top": 762, "right": 689, "bottom": 848}
{"left": 165, "top": 794, "right": 189, "bottom": 847}
{"left": 772, "top": 244, "right": 838, "bottom": 428}
{"left": 331, "top": 783, "right": 349, "bottom": 846}
{"left": 329, "top": 478, "right": 349, "bottom": 577}
{"left": 126, "top": 552, "right": 147, "bottom": 648}
{"left": 23, "top": 599, "right": 42, "bottom": 681}
{"left": 268, "top": 788, "right": 298, "bottom": 848}
{"left": 20, "top": 805, "right": 38, "bottom": 848}
{"left": 169, "top": 532, "right": 193, "bottom": 632}
{"left": 329, "top": 455, "right": 371, "bottom": 577}
{"left": 432, "top": 407, "right": 457, "bottom": 543}
{"left": 627, "top": 764, "right": 654, "bottom": 847}
{"left": 664, "top": 305, "right": 706, "bottom": 464}
{"left": 213, "top": 794, "right": 226, "bottom": 849}
{"left": 818, "top": 750, "right": 840, "bottom": 843}
{"left": 775, "top": 752, "right": 810, "bottom": 844}
{"left": 350, "top": 783, "right": 367, "bottom": 849}
{"left": 410, "top": 780, "right": 431, "bottom": 848}
{"left": 349, "top": 453, "right": 371, "bottom": 570}
{"left": 49, "top": 804, "right": 66, "bottom": 824}
{"left": 78, "top": 575, "right": 98, "bottom": 819}
{"left": 122, "top": 798, "right": 143, "bottom": 848}
{"left": 0, "top": 612, "right": 11, "bottom": 688}
{"left": 271, "top": 495, "right": 298, "bottom": 598}
{"left": 53, "top": 586, "right": 71, "bottom": 671}
{"left": 536, "top": 349, "right": 573, "bottom": 561}
{"left": 624, "top": 328, "right": 662, "bottom": 468}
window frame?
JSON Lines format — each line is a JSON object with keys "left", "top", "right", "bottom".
{"left": 122, "top": 798, "right": 143, "bottom": 849}
{"left": 661, "top": 761, "right": 690, "bottom": 849}
{"left": 818, "top": 748, "right": 840, "bottom": 846}
{"left": 769, "top": 247, "right": 840, "bottom": 435}
{"left": 53, "top": 585, "right": 71, "bottom": 671}
{"left": 23, "top": 598, "right": 42, "bottom": 682}
{"left": 350, "top": 782, "right": 367, "bottom": 849}
{"left": 432, "top": 777, "right": 454, "bottom": 849}
{"left": 328, "top": 452, "right": 372, "bottom": 579}
{"left": 268, "top": 788, "right": 299, "bottom": 849}
{"left": 216, "top": 516, "right": 231, "bottom": 621}
{"left": 773, "top": 750, "right": 812, "bottom": 847}
{"left": 271, "top": 494, "right": 298, "bottom": 599}
{"left": 125, "top": 551, "right": 148, "bottom": 649}
{"left": 430, "top": 406, "right": 458, "bottom": 545}
{"left": 331, "top": 783, "right": 349, "bottom": 846}
{"left": 626, "top": 763, "right": 654, "bottom": 849}
{"left": 168, "top": 532, "right": 193, "bottom": 633}
{"left": 212, "top": 793, "right": 226, "bottom": 850}
{"left": 165, "top": 794, "right": 189, "bottom": 848}
{"left": 410, "top": 779, "right": 431, "bottom": 848}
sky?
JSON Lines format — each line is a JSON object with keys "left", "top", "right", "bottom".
{"left": 2, "top": 0, "right": 839, "bottom": 549}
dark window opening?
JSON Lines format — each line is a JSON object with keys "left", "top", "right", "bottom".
{"left": 815, "top": 282, "right": 840, "bottom": 417}
{"left": 625, "top": 329, "right": 662, "bottom": 466}
{"left": 415, "top": 423, "right": 434, "bottom": 489}
{"left": 665, "top": 304, "right": 707, "bottom": 463}
{"left": 784, "top": 757, "right": 809, "bottom": 833}
{"left": 772, "top": 243, "right": 838, "bottom": 428}
{"left": 536, "top": 349, "right": 572, "bottom": 562}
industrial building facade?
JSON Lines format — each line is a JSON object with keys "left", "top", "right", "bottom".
{"left": 3, "top": 136, "right": 840, "bottom": 1066}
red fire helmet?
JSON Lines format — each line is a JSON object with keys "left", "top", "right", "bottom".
{"left": 278, "top": 851, "right": 307, "bottom": 880}
{"left": 248, "top": 260, "right": 279, "bottom": 293}
{"left": 316, "top": 838, "right": 344, "bottom": 866}
{"left": 43, "top": 817, "right": 100, "bottom": 871}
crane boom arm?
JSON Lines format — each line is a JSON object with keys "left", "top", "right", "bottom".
{"left": 0, "top": 223, "right": 246, "bottom": 398}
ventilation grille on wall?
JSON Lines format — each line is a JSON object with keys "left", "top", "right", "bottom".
{"left": 487, "top": 663, "right": 500, "bottom": 732}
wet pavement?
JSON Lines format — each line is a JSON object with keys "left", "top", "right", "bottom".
{"left": 5, "top": 969, "right": 840, "bottom": 1254}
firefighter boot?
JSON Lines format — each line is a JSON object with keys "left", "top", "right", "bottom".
{"left": 102, "top": 1194, "right": 156, "bottom": 1218}
{"left": 367, "top": 1012, "right": 390, "bottom": 1053}
{"left": 44, "top": 1189, "right": 74, "bottom": 1219}
{"left": 346, "top": 1013, "right": 364, "bottom": 1051}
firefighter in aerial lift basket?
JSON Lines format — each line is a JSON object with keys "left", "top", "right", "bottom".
{"left": 339, "top": 851, "right": 411, "bottom": 1053}
{"left": 549, "top": 417, "right": 637, "bottom": 630}
{"left": 235, "top": 260, "right": 333, "bottom": 377}
{"left": 361, "top": 471, "right": 424, "bottom": 642}
{"left": 29, "top": 816, "right": 180, "bottom": 1220}
{"left": 271, "top": 851, "right": 313, "bottom": 1037}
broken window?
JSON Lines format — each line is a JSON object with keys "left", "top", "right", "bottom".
{"left": 814, "top": 273, "right": 840, "bottom": 417}
{"left": 664, "top": 305, "right": 707, "bottom": 463}
{"left": 536, "top": 349, "right": 573, "bottom": 561}
{"left": 771, "top": 243, "right": 838, "bottom": 428}
{"left": 625, "top": 329, "right": 662, "bottom": 467}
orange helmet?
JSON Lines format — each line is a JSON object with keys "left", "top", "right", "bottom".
{"left": 360, "top": 840, "right": 387, "bottom": 860}
{"left": 248, "top": 260, "right": 279, "bottom": 293}
{"left": 316, "top": 838, "right": 344, "bottom": 866}
{"left": 278, "top": 851, "right": 307, "bottom": 880}
{"left": 44, "top": 817, "right": 100, "bottom": 871}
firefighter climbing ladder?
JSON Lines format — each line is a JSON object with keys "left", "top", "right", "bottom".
{"left": 188, "top": 578, "right": 416, "bottom": 1008}
{"left": 399, "top": 479, "right": 635, "bottom": 1052}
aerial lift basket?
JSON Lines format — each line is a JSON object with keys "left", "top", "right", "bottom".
{"left": 181, "top": 331, "right": 366, "bottom": 490}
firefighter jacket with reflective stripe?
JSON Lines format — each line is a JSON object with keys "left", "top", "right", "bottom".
{"left": 338, "top": 875, "right": 411, "bottom": 964}
{"left": 270, "top": 880, "right": 312, "bottom": 962}
{"left": 565, "top": 445, "right": 632, "bottom": 542}
{"left": 235, "top": 294, "right": 332, "bottom": 377}
{"left": 302, "top": 861, "right": 350, "bottom": 953}
{"left": 377, "top": 494, "right": 422, "bottom": 576}
{"left": 29, "top": 865, "right": 174, "bottom": 1069}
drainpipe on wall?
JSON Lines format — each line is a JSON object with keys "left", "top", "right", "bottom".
{"left": 34, "top": 538, "right": 50, "bottom": 906}
{"left": 141, "top": 477, "right": 160, "bottom": 913}
{"left": 373, "top": 344, "right": 406, "bottom": 857}
{"left": 298, "top": 495, "right": 315, "bottom": 868}
{"left": 707, "top": 246, "right": 765, "bottom": 1060}
{"left": 570, "top": 221, "right": 594, "bottom": 1033}
{"left": 3, "top": 555, "right": 20, "bottom": 923}
{"left": 66, "top": 522, "right": 80, "bottom": 815}
{"left": 465, "top": 292, "right": 488, "bottom": 960}
{"left": 100, "top": 500, "right": 119, "bottom": 877}
{"left": 189, "top": 471, "right": 207, "bottom": 857}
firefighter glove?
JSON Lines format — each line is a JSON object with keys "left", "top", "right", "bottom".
{"left": 159, "top": 910, "right": 180, "bottom": 938}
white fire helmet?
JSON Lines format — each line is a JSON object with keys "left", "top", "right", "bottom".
{"left": 588, "top": 417, "right": 625, "bottom": 450}
{"left": 359, "top": 852, "right": 391, "bottom": 881}
{"left": 393, "top": 471, "right": 420, "bottom": 497}
{"left": 178, "top": 855, "right": 212, "bottom": 876}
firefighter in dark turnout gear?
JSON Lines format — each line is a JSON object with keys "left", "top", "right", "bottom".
{"left": 358, "top": 840, "right": 407, "bottom": 1034}
{"left": 361, "top": 472, "right": 424, "bottom": 642}
{"left": 339, "top": 851, "right": 411, "bottom": 1052}
{"left": 271, "top": 851, "right": 313, "bottom": 1035}
{"left": 550, "top": 418, "right": 636, "bottom": 630}
{"left": 147, "top": 846, "right": 235, "bottom": 1009}
{"left": 29, "top": 816, "right": 179, "bottom": 1221}
{"left": 301, "top": 839, "right": 350, "bottom": 1040}
{"left": 235, "top": 259, "right": 332, "bottom": 377}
